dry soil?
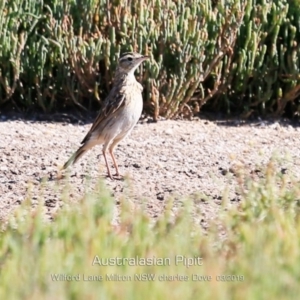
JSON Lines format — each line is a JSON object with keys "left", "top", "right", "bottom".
{"left": 1, "top": 113, "right": 299, "bottom": 227}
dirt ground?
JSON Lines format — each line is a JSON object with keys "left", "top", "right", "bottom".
{"left": 1, "top": 112, "right": 299, "bottom": 227}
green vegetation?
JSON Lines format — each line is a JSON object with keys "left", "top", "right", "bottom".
{"left": 0, "top": 0, "right": 300, "bottom": 118}
{"left": 0, "top": 160, "right": 300, "bottom": 299}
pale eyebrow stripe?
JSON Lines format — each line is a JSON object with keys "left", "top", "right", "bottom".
{"left": 119, "top": 55, "right": 133, "bottom": 62}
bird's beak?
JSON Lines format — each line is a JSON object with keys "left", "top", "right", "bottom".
{"left": 141, "top": 55, "right": 150, "bottom": 61}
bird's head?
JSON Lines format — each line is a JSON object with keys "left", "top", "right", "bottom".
{"left": 117, "top": 52, "right": 149, "bottom": 75}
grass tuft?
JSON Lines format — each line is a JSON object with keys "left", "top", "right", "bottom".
{"left": 1, "top": 160, "right": 300, "bottom": 299}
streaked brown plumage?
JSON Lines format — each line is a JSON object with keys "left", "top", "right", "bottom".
{"left": 63, "top": 52, "right": 149, "bottom": 179}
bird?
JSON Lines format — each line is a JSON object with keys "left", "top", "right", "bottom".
{"left": 63, "top": 52, "right": 149, "bottom": 179}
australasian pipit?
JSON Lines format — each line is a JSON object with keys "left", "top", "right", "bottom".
{"left": 63, "top": 52, "right": 149, "bottom": 179}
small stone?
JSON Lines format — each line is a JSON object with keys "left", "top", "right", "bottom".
{"left": 164, "top": 129, "right": 173, "bottom": 135}
{"left": 156, "top": 192, "right": 164, "bottom": 201}
{"left": 270, "top": 122, "right": 280, "bottom": 130}
{"left": 133, "top": 163, "right": 141, "bottom": 168}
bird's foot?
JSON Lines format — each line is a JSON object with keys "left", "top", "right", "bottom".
{"left": 113, "top": 173, "right": 125, "bottom": 181}
{"left": 106, "top": 172, "right": 123, "bottom": 181}
{"left": 106, "top": 173, "right": 114, "bottom": 180}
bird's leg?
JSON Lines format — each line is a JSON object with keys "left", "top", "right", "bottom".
{"left": 109, "top": 149, "right": 120, "bottom": 177}
{"left": 102, "top": 149, "right": 113, "bottom": 180}
{"left": 109, "top": 138, "right": 123, "bottom": 178}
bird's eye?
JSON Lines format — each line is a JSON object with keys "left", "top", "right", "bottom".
{"left": 127, "top": 57, "right": 133, "bottom": 61}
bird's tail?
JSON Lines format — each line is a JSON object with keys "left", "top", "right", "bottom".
{"left": 63, "top": 145, "right": 87, "bottom": 169}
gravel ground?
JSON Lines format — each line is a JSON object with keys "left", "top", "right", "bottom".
{"left": 1, "top": 113, "right": 299, "bottom": 226}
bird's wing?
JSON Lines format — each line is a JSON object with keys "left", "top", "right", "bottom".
{"left": 81, "top": 89, "right": 126, "bottom": 144}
